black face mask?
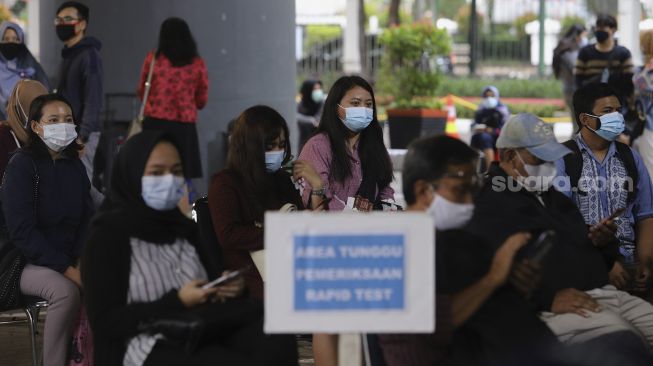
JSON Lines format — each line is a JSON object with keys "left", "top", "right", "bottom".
{"left": 595, "top": 30, "right": 610, "bottom": 44}
{"left": 0, "top": 43, "right": 24, "bottom": 60}
{"left": 56, "top": 24, "right": 77, "bottom": 42}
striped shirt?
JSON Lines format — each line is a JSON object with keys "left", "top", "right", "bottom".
{"left": 575, "top": 44, "right": 634, "bottom": 99}
{"left": 123, "top": 237, "right": 208, "bottom": 366}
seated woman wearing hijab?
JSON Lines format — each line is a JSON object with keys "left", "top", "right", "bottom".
{"left": 0, "top": 21, "right": 50, "bottom": 120}
{"left": 0, "top": 80, "right": 48, "bottom": 179}
{"left": 82, "top": 131, "right": 298, "bottom": 366}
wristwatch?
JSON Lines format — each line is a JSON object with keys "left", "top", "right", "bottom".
{"left": 311, "top": 188, "right": 326, "bottom": 197}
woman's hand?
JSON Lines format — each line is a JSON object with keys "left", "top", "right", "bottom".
{"left": 63, "top": 266, "right": 82, "bottom": 288}
{"left": 293, "top": 160, "right": 323, "bottom": 190}
{"left": 178, "top": 279, "right": 218, "bottom": 308}
{"left": 214, "top": 271, "right": 246, "bottom": 302}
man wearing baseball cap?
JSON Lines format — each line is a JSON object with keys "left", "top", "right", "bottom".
{"left": 465, "top": 113, "right": 653, "bottom": 348}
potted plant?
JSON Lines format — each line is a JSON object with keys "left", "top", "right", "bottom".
{"left": 378, "top": 21, "right": 451, "bottom": 149}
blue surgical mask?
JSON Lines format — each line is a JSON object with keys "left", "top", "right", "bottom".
{"left": 312, "top": 89, "right": 324, "bottom": 103}
{"left": 585, "top": 112, "right": 625, "bottom": 141}
{"left": 338, "top": 104, "right": 373, "bottom": 132}
{"left": 141, "top": 174, "right": 185, "bottom": 211}
{"left": 265, "top": 150, "right": 285, "bottom": 172}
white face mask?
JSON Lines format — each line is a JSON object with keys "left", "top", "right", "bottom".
{"left": 141, "top": 174, "right": 185, "bottom": 211}
{"left": 426, "top": 194, "right": 475, "bottom": 231}
{"left": 39, "top": 122, "right": 77, "bottom": 152}
{"left": 482, "top": 97, "right": 499, "bottom": 109}
{"left": 515, "top": 151, "right": 557, "bottom": 192}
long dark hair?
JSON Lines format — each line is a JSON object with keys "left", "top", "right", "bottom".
{"left": 226, "top": 105, "right": 291, "bottom": 214}
{"left": 298, "top": 79, "right": 323, "bottom": 116}
{"left": 156, "top": 17, "right": 198, "bottom": 67}
{"left": 563, "top": 24, "right": 586, "bottom": 40}
{"left": 25, "top": 93, "right": 82, "bottom": 159}
{"left": 317, "top": 76, "right": 393, "bottom": 199}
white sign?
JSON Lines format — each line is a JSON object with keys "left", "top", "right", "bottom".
{"left": 264, "top": 212, "right": 435, "bottom": 334}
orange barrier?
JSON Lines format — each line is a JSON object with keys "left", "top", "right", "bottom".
{"left": 445, "top": 94, "right": 460, "bottom": 139}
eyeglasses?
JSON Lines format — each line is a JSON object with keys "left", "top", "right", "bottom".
{"left": 54, "top": 16, "right": 81, "bottom": 25}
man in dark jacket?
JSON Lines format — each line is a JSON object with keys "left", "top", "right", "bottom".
{"left": 54, "top": 2, "right": 103, "bottom": 187}
{"left": 468, "top": 113, "right": 653, "bottom": 348}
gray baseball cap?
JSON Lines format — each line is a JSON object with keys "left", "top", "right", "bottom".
{"left": 496, "top": 113, "right": 571, "bottom": 162}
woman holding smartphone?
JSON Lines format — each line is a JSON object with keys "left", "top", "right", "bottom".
{"left": 82, "top": 131, "right": 297, "bottom": 366}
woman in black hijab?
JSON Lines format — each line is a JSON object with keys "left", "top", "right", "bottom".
{"left": 81, "top": 131, "right": 298, "bottom": 366}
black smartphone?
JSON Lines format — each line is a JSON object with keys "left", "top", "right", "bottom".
{"left": 524, "top": 230, "right": 556, "bottom": 263}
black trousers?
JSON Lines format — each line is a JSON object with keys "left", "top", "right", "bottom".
{"left": 143, "top": 298, "right": 298, "bottom": 366}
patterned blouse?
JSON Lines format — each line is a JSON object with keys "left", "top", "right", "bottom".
{"left": 137, "top": 51, "right": 208, "bottom": 123}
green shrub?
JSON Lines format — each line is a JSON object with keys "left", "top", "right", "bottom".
{"left": 455, "top": 103, "right": 562, "bottom": 119}
{"left": 435, "top": 77, "right": 563, "bottom": 98}
{"left": 560, "top": 16, "right": 587, "bottom": 37}
{"left": 513, "top": 12, "right": 537, "bottom": 38}
{"left": 377, "top": 21, "right": 451, "bottom": 108}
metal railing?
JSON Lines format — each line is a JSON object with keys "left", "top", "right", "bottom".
{"left": 297, "top": 33, "right": 531, "bottom": 77}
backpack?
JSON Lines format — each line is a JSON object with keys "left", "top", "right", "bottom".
{"left": 562, "top": 140, "right": 638, "bottom": 203}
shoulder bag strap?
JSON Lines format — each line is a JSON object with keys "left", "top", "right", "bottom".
{"left": 138, "top": 53, "right": 157, "bottom": 121}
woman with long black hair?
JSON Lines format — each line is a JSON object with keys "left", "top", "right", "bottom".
{"left": 137, "top": 17, "right": 208, "bottom": 180}
{"left": 298, "top": 75, "right": 394, "bottom": 211}
{"left": 297, "top": 75, "right": 394, "bottom": 365}
{"left": 209, "top": 105, "right": 323, "bottom": 300}
{"left": 2, "top": 93, "right": 91, "bottom": 366}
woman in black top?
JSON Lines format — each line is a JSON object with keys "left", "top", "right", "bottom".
{"left": 81, "top": 131, "right": 298, "bottom": 366}
{"left": 2, "top": 93, "right": 91, "bottom": 366}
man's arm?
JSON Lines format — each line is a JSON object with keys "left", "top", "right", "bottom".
{"left": 451, "top": 232, "right": 531, "bottom": 327}
{"left": 630, "top": 148, "right": 653, "bottom": 290}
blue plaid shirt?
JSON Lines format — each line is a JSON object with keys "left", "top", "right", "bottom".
{"left": 555, "top": 135, "right": 653, "bottom": 264}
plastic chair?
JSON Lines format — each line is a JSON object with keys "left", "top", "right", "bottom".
{"left": 0, "top": 296, "right": 48, "bottom": 366}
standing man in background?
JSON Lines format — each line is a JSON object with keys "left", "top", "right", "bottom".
{"left": 575, "top": 14, "right": 634, "bottom": 142}
{"left": 55, "top": 2, "right": 103, "bottom": 189}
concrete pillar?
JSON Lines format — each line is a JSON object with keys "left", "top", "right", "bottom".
{"left": 26, "top": 0, "right": 40, "bottom": 61}
{"left": 618, "top": 0, "right": 643, "bottom": 67}
{"left": 39, "top": 0, "right": 297, "bottom": 194}
{"left": 343, "top": 0, "right": 361, "bottom": 74}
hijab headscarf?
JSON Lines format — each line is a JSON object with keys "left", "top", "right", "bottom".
{"left": 298, "top": 79, "right": 323, "bottom": 116}
{"left": 6, "top": 79, "right": 48, "bottom": 144}
{"left": 0, "top": 22, "right": 50, "bottom": 119}
{"left": 94, "top": 131, "right": 195, "bottom": 243}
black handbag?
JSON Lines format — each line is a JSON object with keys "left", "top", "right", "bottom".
{"left": 137, "top": 313, "right": 205, "bottom": 354}
{"left": 0, "top": 154, "right": 39, "bottom": 311}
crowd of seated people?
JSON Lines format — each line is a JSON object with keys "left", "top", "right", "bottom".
{"left": 2, "top": 17, "right": 653, "bottom": 364}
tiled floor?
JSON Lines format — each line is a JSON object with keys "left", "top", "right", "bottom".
{"left": 0, "top": 311, "right": 44, "bottom": 366}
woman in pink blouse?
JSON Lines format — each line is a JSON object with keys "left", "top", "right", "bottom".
{"left": 297, "top": 76, "right": 394, "bottom": 212}
{"left": 297, "top": 75, "right": 394, "bottom": 365}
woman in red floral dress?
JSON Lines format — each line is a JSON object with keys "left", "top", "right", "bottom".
{"left": 137, "top": 17, "right": 208, "bottom": 179}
